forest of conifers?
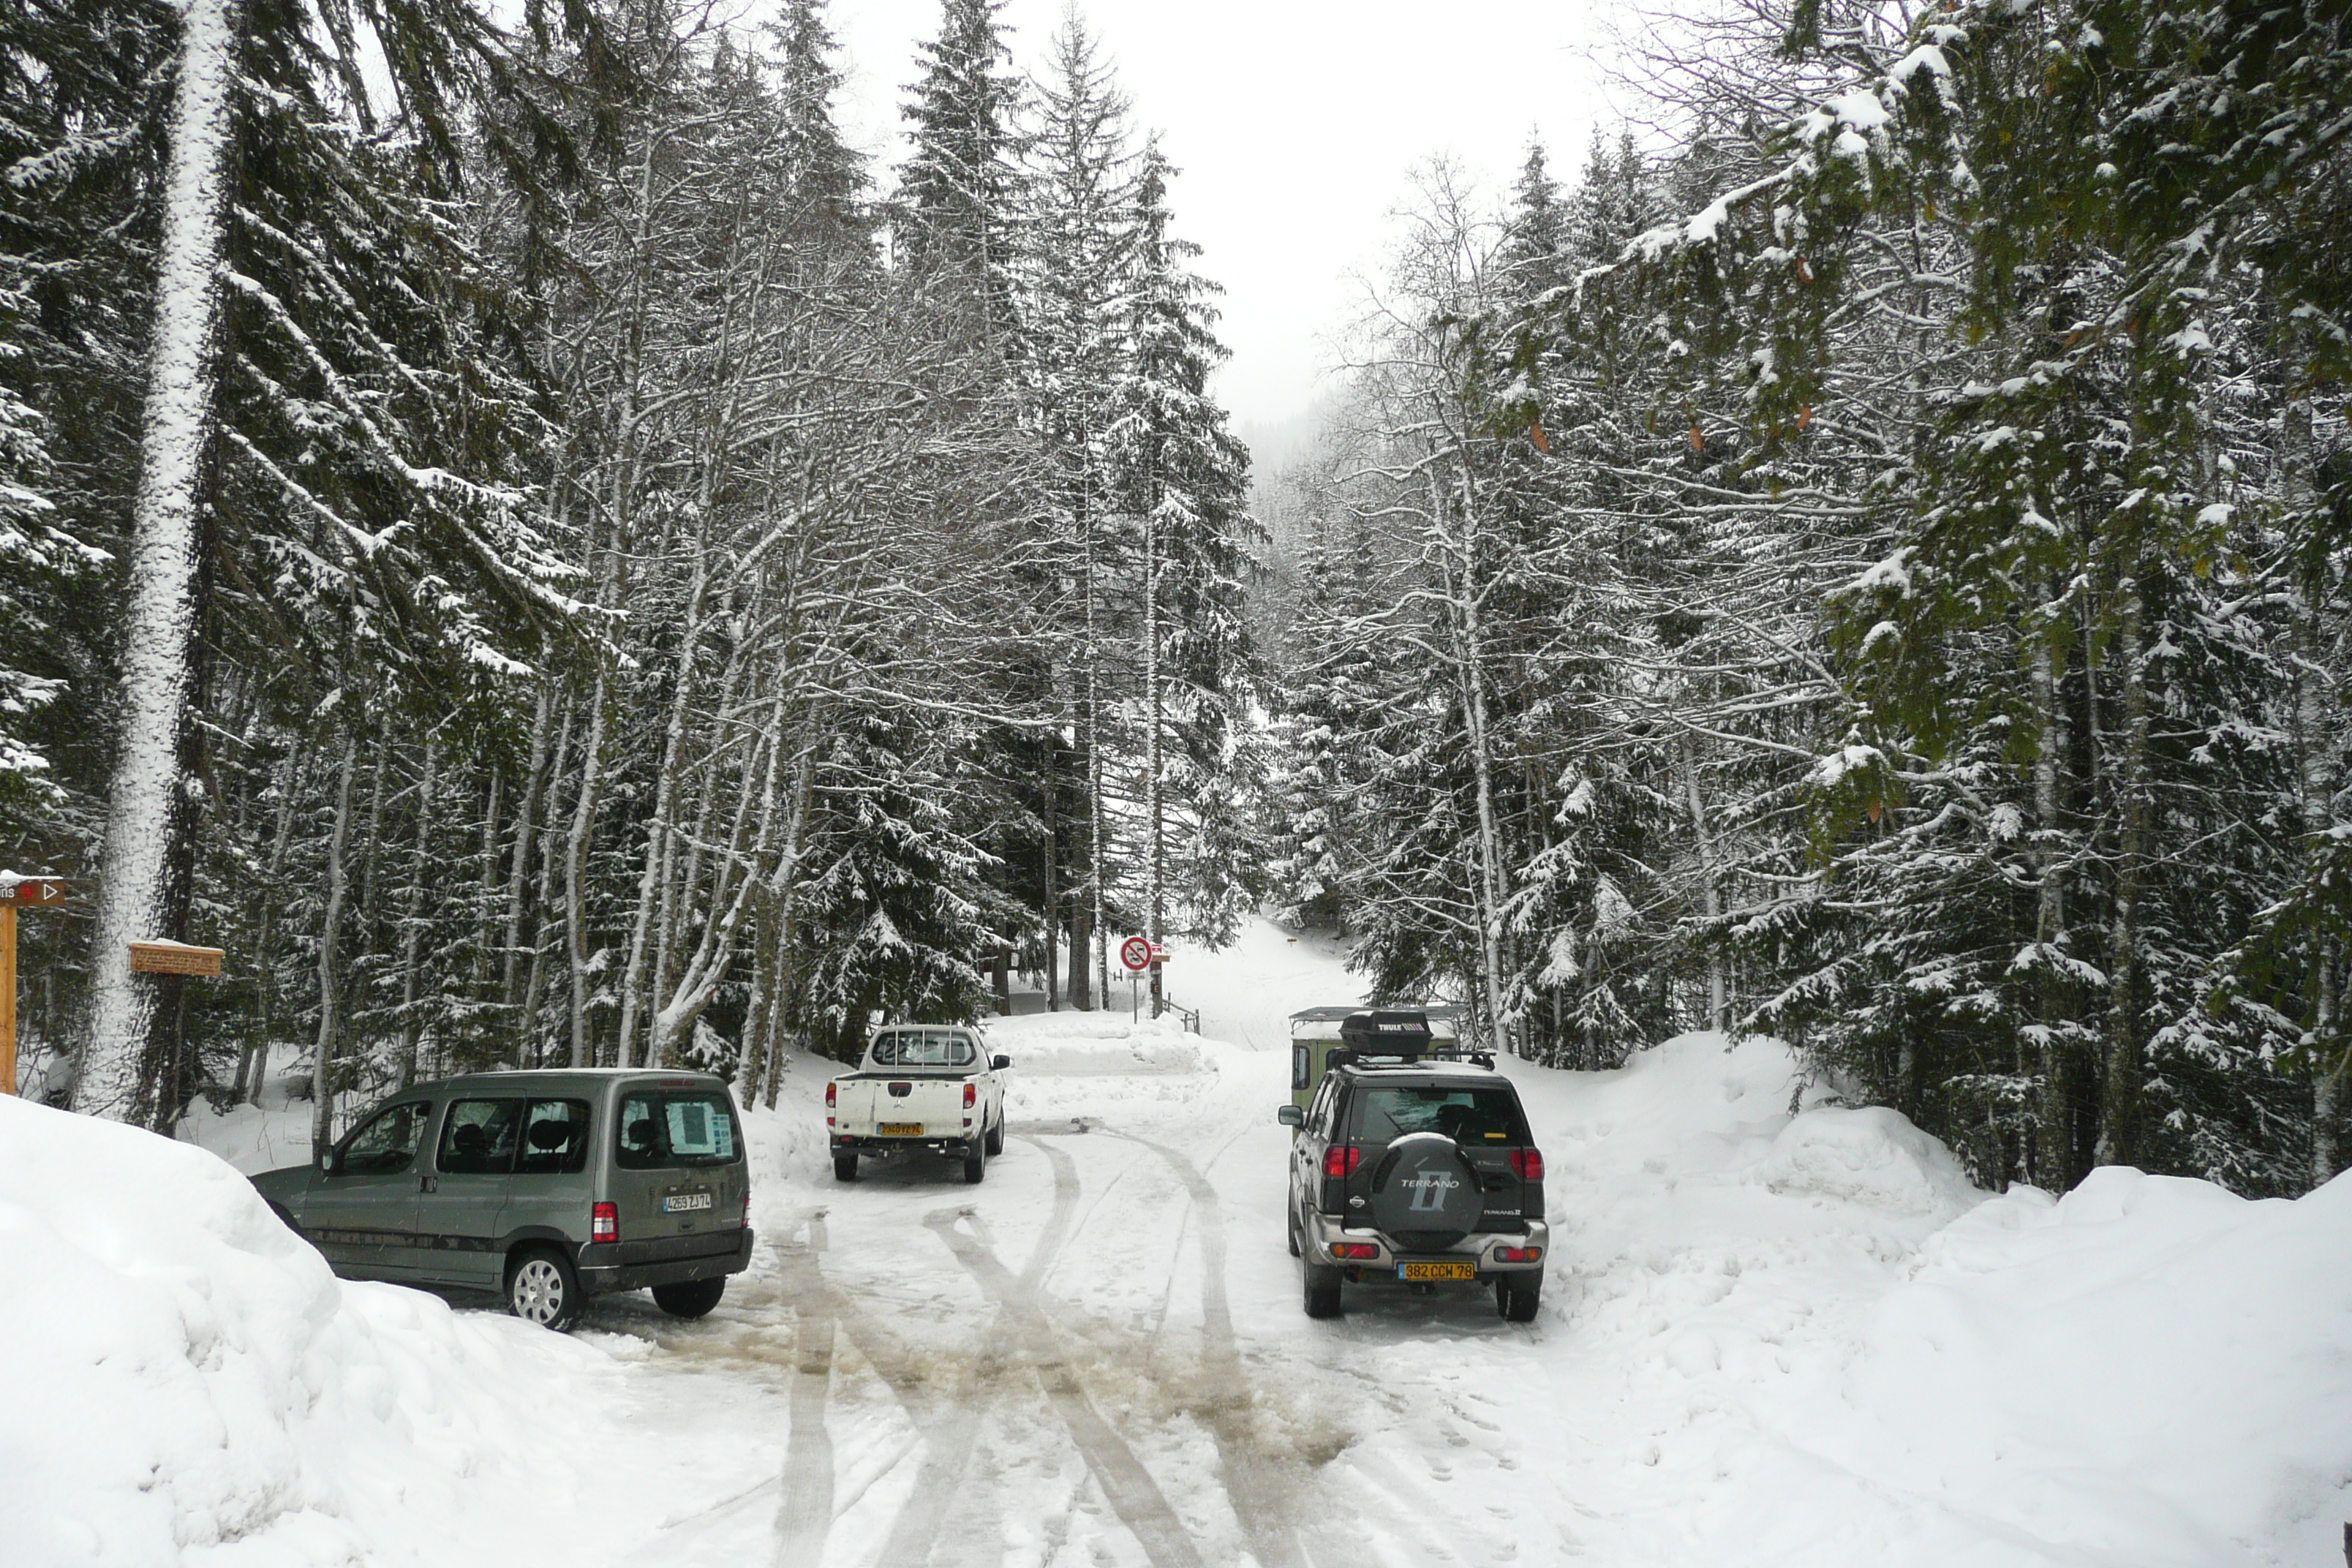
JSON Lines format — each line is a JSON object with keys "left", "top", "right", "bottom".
{"left": 2, "top": 0, "right": 2345, "bottom": 1200}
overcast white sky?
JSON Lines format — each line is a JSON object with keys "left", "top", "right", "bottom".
{"left": 824, "top": 1, "right": 1623, "bottom": 437}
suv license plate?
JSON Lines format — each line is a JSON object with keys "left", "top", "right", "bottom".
{"left": 1398, "top": 1262, "right": 1477, "bottom": 1282}
{"left": 662, "top": 1192, "right": 712, "bottom": 1213}
{"left": 878, "top": 1122, "right": 924, "bottom": 1137}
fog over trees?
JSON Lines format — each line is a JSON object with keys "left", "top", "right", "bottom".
{"left": 4, "top": 0, "right": 2345, "bottom": 1199}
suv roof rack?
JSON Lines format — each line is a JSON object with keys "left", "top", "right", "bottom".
{"left": 1329, "top": 1048, "right": 1498, "bottom": 1072}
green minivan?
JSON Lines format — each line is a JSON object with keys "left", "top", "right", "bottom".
{"left": 250, "top": 1068, "right": 755, "bottom": 1331}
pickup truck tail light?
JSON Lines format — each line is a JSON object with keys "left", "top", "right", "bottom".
{"left": 1322, "top": 1146, "right": 1361, "bottom": 1178}
{"left": 826, "top": 1082, "right": 837, "bottom": 1107}
{"left": 591, "top": 1202, "right": 619, "bottom": 1245}
{"left": 1509, "top": 1149, "right": 1545, "bottom": 1182}
{"left": 963, "top": 1082, "right": 977, "bottom": 1109}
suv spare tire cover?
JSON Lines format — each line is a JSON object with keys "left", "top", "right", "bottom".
{"left": 1368, "top": 1131, "right": 1484, "bottom": 1248}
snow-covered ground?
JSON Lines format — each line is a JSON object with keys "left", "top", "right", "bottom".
{"left": 9, "top": 920, "right": 2351, "bottom": 1566}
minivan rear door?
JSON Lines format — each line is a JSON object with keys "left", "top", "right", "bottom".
{"left": 612, "top": 1085, "right": 746, "bottom": 1269}
{"left": 413, "top": 1097, "right": 521, "bottom": 1287}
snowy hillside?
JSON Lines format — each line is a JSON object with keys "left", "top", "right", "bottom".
{"left": 7, "top": 918, "right": 2348, "bottom": 1565}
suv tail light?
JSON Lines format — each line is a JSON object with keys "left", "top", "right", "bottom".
{"left": 591, "top": 1202, "right": 619, "bottom": 1245}
{"left": 1322, "top": 1146, "right": 1361, "bottom": 1178}
{"left": 963, "top": 1082, "right": 977, "bottom": 1109}
{"left": 742, "top": 1188, "right": 752, "bottom": 1226}
{"left": 1509, "top": 1149, "right": 1545, "bottom": 1182}
{"left": 1330, "top": 1241, "right": 1380, "bottom": 1260}
{"left": 1493, "top": 1245, "right": 1543, "bottom": 1263}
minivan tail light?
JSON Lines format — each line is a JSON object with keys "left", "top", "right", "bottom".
{"left": 963, "top": 1082, "right": 977, "bottom": 1109}
{"left": 1322, "top": 1146, "right": 1361, "bottom": 1178}
{"left": 1509, "top": 1149, "right": 1545, "bottom": 1182}
{"left": 591, "top": 1202, "right": 619, "bottom": 1245}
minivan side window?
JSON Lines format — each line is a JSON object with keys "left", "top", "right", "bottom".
{"left": 335, "top": 1101, "right": 429, "bottom": 1175}
{"left": 617, "top": 1092, "right": 742, "bottom": 1169}
{"left": 437, "top": 1099, "right": 523, "bottom": 1175}
{"left": 516, "top": 1099, "right": 592, "bottom": 1175}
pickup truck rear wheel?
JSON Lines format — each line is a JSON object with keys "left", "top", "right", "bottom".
{"left": 963, "top": 1137, "right": 987, "bottom": 1184}
{"left": 833, "top": 1150, "right": 859, "bottom": 1183}
{"left": 984, "top": 1112, "right": 1004, "bottom": 1156}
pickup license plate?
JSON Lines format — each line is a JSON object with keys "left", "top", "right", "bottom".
{"left": 877, "top": 1122, "right": 924, "bottom": 1137}
{"left": 661, "top": 1192, "right": 712, "bottom": 1213}
{"left": 1398, "top": 1261, "right": 1477, "bottom": 1282}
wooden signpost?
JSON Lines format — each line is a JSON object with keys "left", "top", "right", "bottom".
{"left": 129, "top": 940, "right": 225, "bottom": 978}
{"left": 0, "top": 875, "right": 65, "bottom": 1097}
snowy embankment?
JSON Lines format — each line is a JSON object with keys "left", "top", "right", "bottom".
{"left": 1481, "top": 1033, "right": 2352, "bottom": 1566}
{"left": 0, "top": 1095, "right": 753, "bottom": 1568}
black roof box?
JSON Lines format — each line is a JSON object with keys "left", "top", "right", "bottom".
{"left": 1338, "top": 1009, "right": 1434, "bottom": 1055}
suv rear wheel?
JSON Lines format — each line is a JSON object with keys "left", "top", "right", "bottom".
{"left": 1286, "top": 1202, "right": 1303, "bottom": 1258}
{"left": 1496, "top": 1270, "right": 1542, "bottom": 1324}
{"left": 507, "top": 1245, "right": 583, "bottom": 1332}
{"left": 652, "top": 1277, "right": 727, "bottom": 1319}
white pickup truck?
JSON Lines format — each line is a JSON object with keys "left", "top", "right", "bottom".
{"left": 827, "top": 1024, "right": 1010, "bottom": 1184}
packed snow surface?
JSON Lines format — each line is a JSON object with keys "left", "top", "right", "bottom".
{"left": 8, "top": 919, "right": 2348, "bottom": 1565}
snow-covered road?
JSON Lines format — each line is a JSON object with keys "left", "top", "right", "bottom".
{"left": 18, "top": 918, "right": 2345, "bottom": 1568}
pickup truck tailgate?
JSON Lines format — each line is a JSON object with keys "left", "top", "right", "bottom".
{"left": 834, "top": 1075, "right": 968, "bottom": 1135}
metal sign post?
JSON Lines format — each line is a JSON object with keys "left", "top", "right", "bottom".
{"left": 0, "top": 876, "right": 65, "bottom": 1097}
{"left": 1120, "top": 936, "right": 1152, "bottom": 1025}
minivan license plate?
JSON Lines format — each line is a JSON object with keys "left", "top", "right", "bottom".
{"left": 661, "top": 1192, "right": 712, "bottom": 1213}
{"left": 878, "top": 1122, "right": 923, "bottom": 1137}
{"left": 1398, "top": 1261, "right": 1477, "bottom": 1282}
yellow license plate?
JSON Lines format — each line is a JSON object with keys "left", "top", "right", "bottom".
{"left": 877, "top": 1122, "right": 924, "bottom": 1137}
{"left": 1398, "top": 1262, "right": 1477, "bottom": 1282}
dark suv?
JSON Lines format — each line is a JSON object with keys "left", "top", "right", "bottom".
{"left": 1279, "top": 1039, "right": 1548, "bottom": 1322}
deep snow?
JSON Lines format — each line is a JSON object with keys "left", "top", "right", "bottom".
{"left": 6, "top": 919, "right": 2348, "bottom": 1566}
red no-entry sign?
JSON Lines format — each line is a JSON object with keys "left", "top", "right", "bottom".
{"left": 1120, "top": 935, "right": 1153, "bottom": 972}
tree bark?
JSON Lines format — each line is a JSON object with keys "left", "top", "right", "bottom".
{"left": 2097, "top": 574, "right": 2149, "bottom": 1167}
{"left": 75, "top": 0, "right": 243, "bottom": 1120}
{"left": 309, "top": 731, "right": 359, "bottom": 1155}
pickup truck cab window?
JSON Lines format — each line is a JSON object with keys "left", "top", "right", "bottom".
{"left": 870, "top": 1029, "right": 977, "bottom": 1068}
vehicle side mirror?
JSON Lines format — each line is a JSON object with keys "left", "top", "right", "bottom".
{"left": 317, "top": 1148, "right": 340, "bottom": 1175}
{"left": 1278, "top": 1104, "right": 1303, "bottom": 1127}
{"left": 991, "top": 1055, "right": 1011, "bottom": 1071}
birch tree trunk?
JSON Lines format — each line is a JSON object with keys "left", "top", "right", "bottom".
{"left": 2286, "top": 396, "right": 2343, "bottom": 1186}
{"left": 309, "top": 732, "right": 359, "bottom": 1155}
{"left": 1433, "top": 467, "right": 1511, "bottom": 1052}
{"left": 567, "top": 674, "right": 609, "bottom": 1066}
{"left": 74, "top": 0, "right": 243, "bottom": 1119}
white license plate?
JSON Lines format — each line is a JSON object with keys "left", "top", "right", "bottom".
{"left": 662, "top": 1192, "right": 713, "bottom": 1213}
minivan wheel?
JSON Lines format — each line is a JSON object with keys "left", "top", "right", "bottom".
{"left": 1496, "top": 1270, "right": 1543, "bottom": 1324}
{"left": 651, "top": 1277, "right": 726, "bottom": 1319}
{"left": 1303, "top": 1261, "right": 1343, "bottom": 1319}
{"left": 508, "top": 1246, "right": 583, "bottom": 1332}
{"left": 962, "top": 1137, "right": 987, "bottom": 1185}
{"left": 833, "top": 1150, "right": 859, "bottom": 1183}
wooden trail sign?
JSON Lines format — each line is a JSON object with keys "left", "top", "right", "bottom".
{"left": 129, "top": 941, "right": 225, "bottom": 978}
{"left": 0, "top": 875, "right": 66, "bottom": 1097}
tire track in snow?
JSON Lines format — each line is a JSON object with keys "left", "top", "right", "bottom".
{"left": 772, "top": 1210, "right": 837, "bottom": 1566}
{"left": 1122, "top": 1130, "right": 1306, "bottom": 1568}
{"left": 869, "top": 1137, "right": 1084, "bottom": 1568}
{"left": 926, "top": 1199, "right": 1206, "bottom": 1568}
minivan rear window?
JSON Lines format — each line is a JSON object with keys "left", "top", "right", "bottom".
{"left": 617, "top": 1092, "right": 742, "bottom": 1169}
{"left": 870, "top": 1030, "right": 977, "bottom": 1068}
{"left": 1354, "top": 1085, "right": 1530, "bottom": 1145}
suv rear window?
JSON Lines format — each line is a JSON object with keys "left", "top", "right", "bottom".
{"left": 1354, "top": 1085, "right": 1530, "bottom": 1145}
{"left": 617, "top": 1092, "right": 742, "bottom": 1169}
{"left": 870, "top": 1030, "right": 977, "bottom": 1068}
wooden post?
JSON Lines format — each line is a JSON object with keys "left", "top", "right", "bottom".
{"left": 0, "top": 876, "right": 66, "bottom": 1097}
{"left": 1, "top": 902, "right": 16, "bottom": 1096}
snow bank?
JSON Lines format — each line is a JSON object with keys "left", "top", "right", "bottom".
{"left": 1749, "top": 1104, "right": 1980, "bottom": 1218}
{"left": 987, "top": 1009, "right": 1205, "bottom": 1075}
{"left": 0, "top": 1096, "right": 627, "bottom": 1567}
